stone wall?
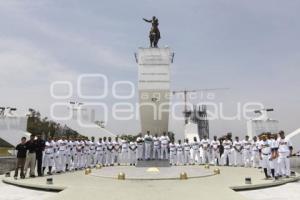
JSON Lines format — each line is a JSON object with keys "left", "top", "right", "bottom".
{"left": 0, "top": 157, "right": 16, "bottom": 175}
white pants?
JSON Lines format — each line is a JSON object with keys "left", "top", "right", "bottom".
{"left": 153, "top": 147, "right": 160, "bottom": 159}
{"left": 211, "top": 149, "right": 220, "bottom": 165}
{"left": 192, "top": 149, "right": 201, "bottom": 164}
{"left": 129, "top": 150, "right": 136, "bottom": 164}
{"left": 243, "top": 149, "right": 251, "bottom": 167}
{"left": 251, "top": 150, "right": 260, "bottom": 168}
{"left": 278, "top": 152, "right": 290, "bottom": 176}
{"left": 261, "top": 154, "right": 271, "bottom": 170}
{"left": 221, "top": 149, "right": 232, "bottom": 166}
{"left": 106, "top": 151, "right": 113, "bottom": 165}
{"left": 121, "top": 150, "right": 129, "bottom": 164}
{"left": 202, "top": 149, "right": 210, "bottom": 164}
{"left": 233, "top": 150, "right": 242, "bottom": 166}
{"left": 73, "top": 153, "right": 79, "bottom": 169}
{"left": 66, "top": 152, "right": 72, "bottom": 168}
{"left": 113, "top": 151, "right": 120, "bottom": 164}
{"left": 137, "top": 145, "right": 144, "bottom": 160}
{"left": 58, "top": 150, "right": 66, "bottom": 171}
{"left": 43, "top": 153, "right": 54, "bottom": 168}
{"left": 145, "top": 143, "right": 152, "bottom": 159}
{"left": 184, "top": 150, "right": 191, "bottom": 164}
{"left": 170, "top": 152, "right": 177, "bottom": 165}
{"left": 177, "top": 151, "right": 184, "bottom": 165}
{"left": 161, "top": 145, "right": 168, "bottom": 159}
{"left": 95, "top": 151, "right": 103, "bottom": 165}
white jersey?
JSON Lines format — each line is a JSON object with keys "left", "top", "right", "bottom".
{"left": 136, "top": 137, "right": 144, "bottom": 147}
{"left": 271, "top": 139, "right": 279, "bottom": 150}
{"left": 176, "top": 144, "right": 183, "bottom": 152}
{"left": 251, "top": 140, "right": 259, "bottom": 152}
{"left": 183, "top": 143, "right": 191, "bottom": 151}
{"left": 169, "top": 143, "right": 176, "bottom": 153}
{"left": 191, "top": 141, "right": 200, "bottom": 151}
{"left": 113, "top": 141, "right": 121, "bottom": 152}
{"left": 233, "top": 140, "right": 243, "bottom": 151}
{"left": 242, "top": 139, "right": 252, "bottom": 150}
{"left": 277, "top": 138, "right": 292, "bottom": 153}
{"left": 210, "top": 140, "right": 220, "bottom": 150}
{"left": 96, "top": 142, "right": 104, "bottom": 152}
{"left": 121, "top": 140, "right": 129, "bottom": 152}
{"left": 153, "top": 137, "right": 160, "bottom": 148}
{"left": 89, "top": 141, "right": 96, "bottom": 152}
{"left": 129, "top": 142, "right": 137, "bottom": 151}
{"left": 200, "top": 139, "right": 210, "bottom": 150}
{"left": 222, "top": 140, "right": 232, "bottom": 150}
{"left": 160, "top": 136, "right": 170, "bottom": 147}
{"left": 144, "top": 135, "right": 153, "bottom": 144}
{"left": 45, "top": 141, "right": 54, "bottom": 154}
{"left": 58, "top": 139, "right": 67, "bottom": 151}
{"left": 106, "top": 142, "right": 114, "bottom": 152}
{"left": 259, "top": 140, "right": 272, "bottom": 155}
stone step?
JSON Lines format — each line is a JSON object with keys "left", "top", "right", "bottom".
{"left": 136, "top": 159, "right": 170, "bottom": 168}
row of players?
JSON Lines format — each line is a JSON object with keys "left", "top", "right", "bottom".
{"left": 41, "top": 131, "right": 292, "bottom": 179}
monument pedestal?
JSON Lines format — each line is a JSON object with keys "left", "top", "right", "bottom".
{"left": 136, "top": 47, "right": 174, "bottom": 135}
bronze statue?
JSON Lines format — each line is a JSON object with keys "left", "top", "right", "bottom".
{"left": 143, "top": 16, "right": 161, "bottom": 48}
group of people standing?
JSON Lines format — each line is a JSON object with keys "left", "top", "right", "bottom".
{"left": 13, "top": 130, "right": 293, "bottom": 181}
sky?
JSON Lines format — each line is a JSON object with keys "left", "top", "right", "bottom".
{"left": 0, "top": 0, "right": 299, "bottom": 138}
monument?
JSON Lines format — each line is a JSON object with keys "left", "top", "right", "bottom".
{"left": 135, "top": 17, "right": 174, "bottom": 136}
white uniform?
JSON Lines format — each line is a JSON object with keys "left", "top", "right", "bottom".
{"left": 102, "top": 141, "right": 107, "bottom": 164}
{"left": 143, "top": 135, "right": 153, "bottom": 160}
{"left": 53, "top": 140, "right": 60, "bottom": 172}
{"left": 233, "top": 140, "right": 243, "bottom": 166}
{"left": 73, "top": 141, "right": 81, "bottom": 169}
{"left": 242, "top": 139, "right": 252, "bottom": 167}
{"left": 169, "top": 143, "right": 177, "bottom": 165}
{"left": 58, "top": 139, "right": 67, "bottom": 172}
{"left": 183, "top": 142, "right": 191, "bottom": 164}
{"left": 176, "top": 143, "right": 184, "bottom": 165}
{"left": 160, "top": 135, "right": 170, "bottom": 159}
{"left": 79, "top": 140, "right": 85, "bottom": 168}
{"left": 136, "top": 137, "right": 144, "bottom": 160}
{"left": 191, "top": 141, "right": 201, "bottom": 164}
{"left": 251, "top": 140, "right": 260, "bottom": 168}
{"left": 106, "top": 141, "right": 114, "bottom": 165}
{"left": 277, "top": 137, "right": 292, "bottom": 176}
{"left": 200, "top": 139, "right": 210, "bottom": 164}
{"left": 221, "top": 140, "right": 233, "bottom": 166}
{"left": 65, "top": 140, "right": 72, "bottom": 170}
{"left": 89, "top": 141, "right": 96, "bottom": 167}
{"left": 271, "top": 139, "right": 279, "bottom": 176}
{"left": 259, "top": 140, "right": 272, "bottom": 171}
{"left": 113, "top": 141, "right": 121, "bottom": 165}
{"left": 152, "top": 137, "right": 161, "bottom": 159}
{"left": 43, "top": 141, "right": 54, "bottom": 168}
{"left": 121, "top": 140, "right": 129, "bottom": 164}
{"left": 95, "top": 141, "right": 104, "bottom": 165}
{"left": 210, "top": 140, "right": 220, "bottom": 165}
{"left": 129, "top": 142, "right": 137, "bottom": 165}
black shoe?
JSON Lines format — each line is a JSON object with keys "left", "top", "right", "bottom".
{"left": 30, "top": 175, "right": 36, "bottom": 178}
{"left": 20, "top": 176, "right": 25, "bottom": 179}
{"left": 14, "top": 176, "right": 17, "bottom": 180}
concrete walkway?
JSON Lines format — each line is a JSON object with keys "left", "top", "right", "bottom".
{"left": 2, "top": 166, "right": 299, "bottom": 200}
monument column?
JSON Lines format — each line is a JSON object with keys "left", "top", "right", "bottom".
{"left": 135, "top": 47, "right": 174, "bottom": 136}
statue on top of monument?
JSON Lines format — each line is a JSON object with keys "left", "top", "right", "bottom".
{"left": 143, "top": 16, "right": 161, "bottom": 48}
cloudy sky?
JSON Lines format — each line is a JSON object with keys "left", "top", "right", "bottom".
{"left": 0, "top": 0, "right": 299, "bottom": 138}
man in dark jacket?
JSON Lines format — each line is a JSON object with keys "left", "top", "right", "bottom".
{"left": 24, "top": 134, "right": 37, "bottom": 178}
{"left": 14, "top": 137, "right": 27, "bottom": 179}
{"left": 36, "top": 134, "right": 45, "bottom": 176}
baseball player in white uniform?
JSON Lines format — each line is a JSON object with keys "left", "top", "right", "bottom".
{"left": 160, "top": 132, "right": 170, "bottom": 160}
{"left": 143, "top": 132, "right": 153, "bottom": 160}
{"left": 277, "top": 131, "right": 293, "bottom": 178}
{"left": 176, "top": 140, "right": 184, "bottom": 165}
{"left": 113, "top": 137, "right": 121, "bottom": 165}
{"left": 121, "top": 138, "right": 129, "bottom": 165}
{"left": 191, "top": 137, "right": 201, "bottom": 165}
{"left": 42, "top": 137, "right": 54, "bottom": 175}
{"left": 57, "top": 136, "right": 67, "bottom": 172}
{"left": 169, "top": 140, "right": 177, "bottom": 165}
{"left": 200, "top": 136, "right": 210, "bottom": 164}
{"left": 95, "top": 138, "right": 104, "bottom": 165}
{"left": 251, "top": 136, "right": 260, "bottom": 168}
{"left": 136, "top": 134, "right": 144, "bottom": 161}
{"left": 221, "top": 137, "right": 233, "bottom": 166}
{"left": 210, "top": 136, "right": 220, "bottom": 166}
{"left": 106, "top": 137, "right": 114, "bottom": 166}
{"left": 152, "top": 134, "right": 161, "bottom": 160}
{"left": 129, "top": 141, "right": 137, "bottom": 165}
{"left": 183, "top": 139, "right": 191, "bottom": 165}
{"left": 233, "top": 136, "right": 243, "bottom": 167}
{"left": 259, "top": 135, "right": 272, "bottom": 179}
{"left": 242, "top": 135, "right": 252, "bottom": 167}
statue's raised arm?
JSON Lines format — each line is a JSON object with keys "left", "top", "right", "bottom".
{"left": 143, "top": 16, "right": 161, "bottom": 48}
